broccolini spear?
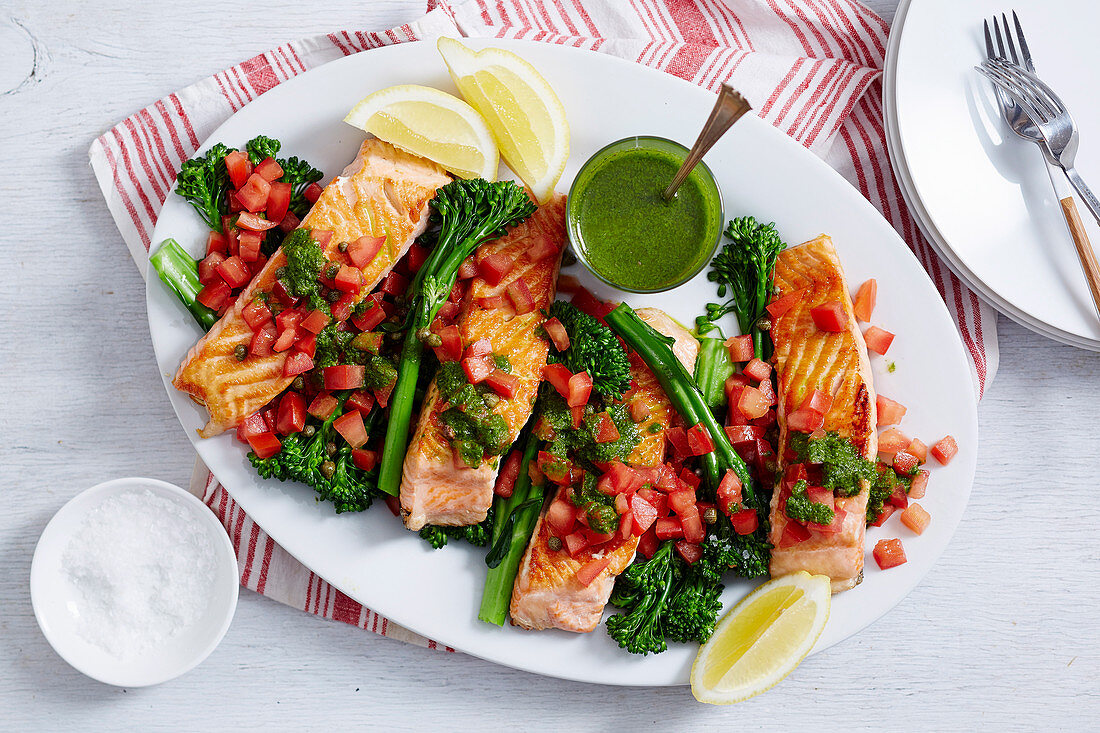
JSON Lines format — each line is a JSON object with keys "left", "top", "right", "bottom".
{"left": 479, "top": 433, "right": 544, "bottom": 626}
{"left": 545, "top": 301, "right": 633, "bottom": 399}
{"left": 703, "top": 216, "right": 786, "bottom": 361}
{"left": 417, "top": 508, "right": 494, "bottom": 549}
{"left": 174, "top": 143, "right": 231, "bottom": 231}
{"left": 150, "top": 238, "right": 219, "bottom": 330}
{"left": 377, "top": 179, "right": 537, "bottom": 497}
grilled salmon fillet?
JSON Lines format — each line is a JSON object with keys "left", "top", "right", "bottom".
{"left": 509, "top": 308, "right": 698, "bottom": 633}
{"left": 767, "top": 235, "right": 877, "bottom": 593}
{"left": 173, "top": 139, "right": 450, "bottom": 438}
{"left": 400, "top": 193, "right": 567, "bottom": 531}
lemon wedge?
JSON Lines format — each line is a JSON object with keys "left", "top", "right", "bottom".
{"left": 344, "top": 84, "right": 498, "bottom": 181}
{"left": 691, "top": 572, "right": 830, "bottom": 705}
{"left": 437, "top": 37, "right": 569, "bottom": 203}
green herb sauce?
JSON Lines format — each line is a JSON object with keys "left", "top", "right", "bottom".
{"left": 436, "top": 361, "right": 511, "bottom": 467}
{"left": 789, "top": 431, "right": 876, "bottom": 498}
{"left": 785, "top": 479, "right": 835, "bottom": 525}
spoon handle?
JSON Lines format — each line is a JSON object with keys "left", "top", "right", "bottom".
{"left": 663, "top": 84, "right": 752, "bottom": 200}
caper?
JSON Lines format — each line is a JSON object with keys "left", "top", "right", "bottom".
{"left": 702, "top": 507, "right": 718, "bottom": 525}
{"left": 275, "top": 266, "right": 287, "bottom": 280}
{"left": 302, "top": 425, "right": 317, "bottom": 439}
{"left": 338, "top": 241, "right": 349, "bottom": 253}
{"left": 561, "top": 249, "right": 577, "bottom": 267}
{"left": 320, "top": 460, "right": 336, "bottom": 479}
{"left": 234, "top": 344, "right": 247, "bottom": 361}
{"left": 326, "top": 289, "right": 340, "bottom": 303}
{"left": 547, "top": 536, "right": 563, "bottom": 552}
{"left": 326, "top": 263, "right": 340, "bottom": 279}
{"left": 415, "top": 327, "right": 432, "bottom": 344}
{"left": 764, "top": 457, "right": 778, "bottom": 474}
{"left": 483, "top": 392, "right": 500, "bottom": 408}
{"left": 425, "top": 333, "right": 443, "bottom": 348}
{"left": 291, "top": 376, "right": 306, "bottom": 391}
{"left": 325, "top": 441, "right": 337, "bottom": 457}
{"left": 757, "top": 317, "right": 772, "bottom": 331}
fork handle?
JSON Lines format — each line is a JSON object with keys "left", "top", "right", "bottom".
{"left": 1055, "top": 181, "right": 1100, "bottom": 318}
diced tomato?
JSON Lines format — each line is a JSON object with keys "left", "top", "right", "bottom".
{"left": 433, "top": 325, "right": 462, "bottom": 362}
{"left": 668, "top": 489, "right": 697, "bottom": 516}
{"left": 887, "top": 482, "right": 909, "bottom": 509}
{"left": 264, "top": 182, "right": 291, "bottom": 224}
{"left": 576, "top": 557, "right": 610, "bottom": 586}
{"left": 282, "top": 351, "right": 314, "bottom": 377}
{"left": 812, "top": 506, "right": 847, "bottom": 535}
{"left": 542, "top": 317, "right": 570, "bottom": 351}
{"left": 236, "top": 230, "right": 261, "bottom": 262}
{"left": 237, "top": 173, "right": 271, "bottom": 213}
{"left": 303, "top": 182, "right": 323, "bottom": 204}
{"left": 737, "top": 386, "right": 771, "bottom": 420}
{"left": 346, "top": 389, "right": 375, "bottom": 416}
{"left": 381, "top": 270, "right": 409, "bottom": 297}
{"left": 910, "top": 469, "right": 929, "bottom": 499}
{"left": 241, "top": 299, "right": 272, "bottom": 331}
{"left": 324, "top": 364, "right": 365, "bottom": 390}
{"left": 216, "top": 256, "right": 251, "bottom": 288}
{"left": 542, "top": 364, "right": 573, "bottom": 403}
{"left": 628, "top": 399, "right": 651, "bottom": 424}
{"left": 304, "top": 394, "right": 337, "bottom": 422}
{"left": 506, "top": 279, "right": 537, "bottom": 315}
{"left": 351, "top": 449, "right": 378, "bottom": 472}
{"left": 931, "top": 435, "right": 958, "bottom": 465}
{"left": 334, "top": 265, "right": 363, "bottom": 293}
{"left": 905, "top": 438, "right": 928, "bottom": 464}
{"left": 275, "top": 392, "right": 306, "bottom": 435}
{"left": 566, "top": 371, "right": 593, "bottom": 408}
{"left": 637, "top": 528, "right": 659, "bottom": 559}
{"left": 619, "top": 510, "right": 634, "bottom": 540}
{"left": 675, "top": 541, "right": 703, "bottom": 565}
{"left": 665, "top": 426, "right": 691, "bottom": 461}
{"left": 527, "top": 234, "right": 558, "bottom": 263}
{"left": 743, "top": 358, "right": 771, "bottom": 382}
{"left": 275, "top": 309, "right": 302, "bottom": 334}
{"left": 584, "top": 527, "right": 615, "bottom": 546}
{"left": 483, "top": 369, "right": 521, "bottom": 399}
{"left": 476, "top": 295, "right": 510, "bottom": 312}
{"left": 404, "top": 243, "right": 429, "bottom": 273}
{"left": 278, "top": 211, "right": 300, "bottom": 233}
{"left": 198, "top": 252, "right": 226, "bottom": 286}
{"left": 462, "top": 355, "right": 494, "bottom": 384}
{"left": 724, "top": 424, "right": 764, "bottom": 447}
{"left": 272, "top": 327, "right": 297, "bottom": 353}
{"left": 873, "top": 538, "right": 907, "bottom": 569}
{"left": 869, "top": 504, "right": 896, "bottom": 527}
{"left": 778, "top": 520, "right": 812, "bottom": 548}
{"left": 893, "top": 450, "right": 919, "bottom": 475}
{"left": 725, "top": 334, "right": 755, "bottom": 362}
{"left": 876, "top": 395, "right": 907, "bottom": 426}
{"left": 766, "top": 288, "right": 806, "bottom": 319}
{"left": 236, "top": 412, "right": 268, "bottom": 443}
{"left": 654, "top": 517, "right": 684, "bottom": 541}
{"left": 352, "top": 299, "right": 386, "bottom": 332}
{"left": 224, "top": 150, "right": 252, "bottom": 188}
{"left": 570, "top": 287, "right": 606, "bottom": 320}
{"left": 685, "top": 423, "right": 715, "bottom": 456}
{"left": 592, "top": 412, "right": 620, "bottom": 443}
{"left": 811, "top": 302, "right": 849, "bottom": 332}
{"left": 678, "top": 469, "right": 701, "bottom": 490}
{"left": 457, "top": 255, "right": 478, "bottom": 280}
{"left": 294, "top": 333, "right": 317, "bottom": 358}
{"left": 436, "top": 300, "right": 460, "bottom": 325}
{"left": 756, "top": 378, "right": 776, "bottom": 405}
{"left": 300, "top": 310, "right": 330, "bottom": 334}
{"left": 599, "top": 462, "right": 640, "bottom": 496}
{"left": 564, "top": 531, "right": 589, "bottom": 557}
{"left": 853, "top": 279, "right": 877, "bottom": 322}
{"left": 546, "top": 499, "right": 577, "bottom": 535}
{"left": 493, "top": 450, "right": 522, "bottom": 499}
{"left": 347, "top": 235, "right": 385, "bottom": 269}
{"left": 329, "top": 296, "right": 352, "bottom": 323}
{"left": 253, "top": 156, "right": 283, "bottom": 182}
{"left": 478, "top": 252, "right": 515, "bottom": 286}
{"left": 228, "top": 189, "right": 244, "bottom": 213}
{"left": 247, "top": 432, "right": 282, "bottom": 460}
{"left": 864, "top": 325, "right": 895, "bottom": 355}
{"left": 799, "top": 389, "right": 833, "bottom": 416}
{"left": 900, "top": 503, "right": 930, "bottom": 535}
{"left": 681, "top": 512, "right": 705, "bottom": 544}
{"left": 806, "top": 486, "right": 834, "bottom": 511}
{"left": 462, "top": 338, "right": 491, "bottom": 359}
{"left": 730, "top": 507, "right": 759, "bottom": 535}
{"left": 629, "top": 494, "right": 658, "bottom": 534}
{"left": 205, "top": 231, "right": 229, "bottom": 257}
{"left": 333, "top": 410, "right": 369, "bottom": 448}
{"left": 235, "top": 211, "right": 277, "bottom": 232}
{"left": 878, "top": 428, "right": 911, "bottom": 456}
{"left": 249, "top": 323, "right": 277, "bottom": 357}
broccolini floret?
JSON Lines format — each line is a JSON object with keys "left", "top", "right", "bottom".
{"left": 418, "top": 507, "right": 495, "bottom": 549}
{"left": 546, "top": 300, "right": 633, "bottom": 400}
{"left": 174, "top": 142, "right": 231, "bottom": 230}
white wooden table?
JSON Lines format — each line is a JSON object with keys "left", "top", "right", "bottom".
{"left": 2, "top": 0, "right": 1098, "bottom": 729}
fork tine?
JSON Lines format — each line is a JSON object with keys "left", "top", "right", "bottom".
{"left": 983, "top": 19, "right": 996, "bottom": 60}
{"left": 975, "top": 66, "right": 1048, "bottom": 125}
{"left": 1001, "top": 13, "right": 1020, "bottom": 64}
{"left": 1012, "top": 11, "right": 1035, "bottom": 73}
{"left": 992, "top": 15, "right": 1007, "bottom": 59}
{"left": 985, "top": 60, "right": 1057, "bottom": 119}
{"left": 989, "top": 59, "right": 1064, "bottom": 118}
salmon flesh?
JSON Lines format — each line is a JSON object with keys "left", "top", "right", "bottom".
{"left": 767, "top": 234, "right": 878, "bottom": 593}
{"left": 173, "top": 139, "right": 450, "bottom": 438}
{"left": 509, "top": 308, "right": 698, "bottom": 633}
{"left": 400, "top": 193, "right": 567, "bottom": 531}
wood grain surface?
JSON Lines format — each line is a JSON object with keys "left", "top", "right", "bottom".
{"left": 1, "top": 0, "right": 1097, "bottom": 730}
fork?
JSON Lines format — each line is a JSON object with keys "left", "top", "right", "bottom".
{"left": 976, "top": 15, "right": 1100, "bottom": 318}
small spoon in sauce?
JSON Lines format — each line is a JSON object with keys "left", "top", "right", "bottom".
{"left": 662, "top": 84, "right": 752, "bottom": 201}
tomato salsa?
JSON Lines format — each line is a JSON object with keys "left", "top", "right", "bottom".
{"left": 567, "top": 136, "right": 723, "bottom": 293}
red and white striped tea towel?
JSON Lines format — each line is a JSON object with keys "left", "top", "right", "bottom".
{"left": 89, "top": 0, "right": 999, "bottom": 648}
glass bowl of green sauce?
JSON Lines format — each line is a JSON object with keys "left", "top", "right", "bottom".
{"left": 567, "top": 136, "right": 723, "bottom": 293}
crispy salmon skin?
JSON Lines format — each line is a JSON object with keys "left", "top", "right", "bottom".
{"left": 173, "top": 139, "right": 449, "bottom": 438}
{"left": 767, "top": 234, "right": 877, "bottom": 593}
{"left": 508, "top": 308, "right": 698, "bottom": 633}
{"left": 400, "top": 193, "right": 567, "bottom": 531}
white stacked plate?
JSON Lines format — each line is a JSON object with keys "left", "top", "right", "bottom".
{"left": 885, "top": 0, "right": 1100, "bottom": 349}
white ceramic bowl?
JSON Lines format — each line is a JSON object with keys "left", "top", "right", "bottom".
{"left": 30, "top": 477, "right": 239, "bottom": 687}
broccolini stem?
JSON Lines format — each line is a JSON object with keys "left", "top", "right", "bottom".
{"left": 604, "top": 304, "right": 751, "bottom": 499}
{"left": 478, "top": 433, "right": 543, "bottom": 626}
{"left": 694, "top": 333, "right": 734, "bottom": 412}
{"left": 150, "top": 238, "right": 218, "bottom": 330}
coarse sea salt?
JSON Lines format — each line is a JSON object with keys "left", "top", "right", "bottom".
{"left": 61, "top": 489, "right": 218, "bottom": 660}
